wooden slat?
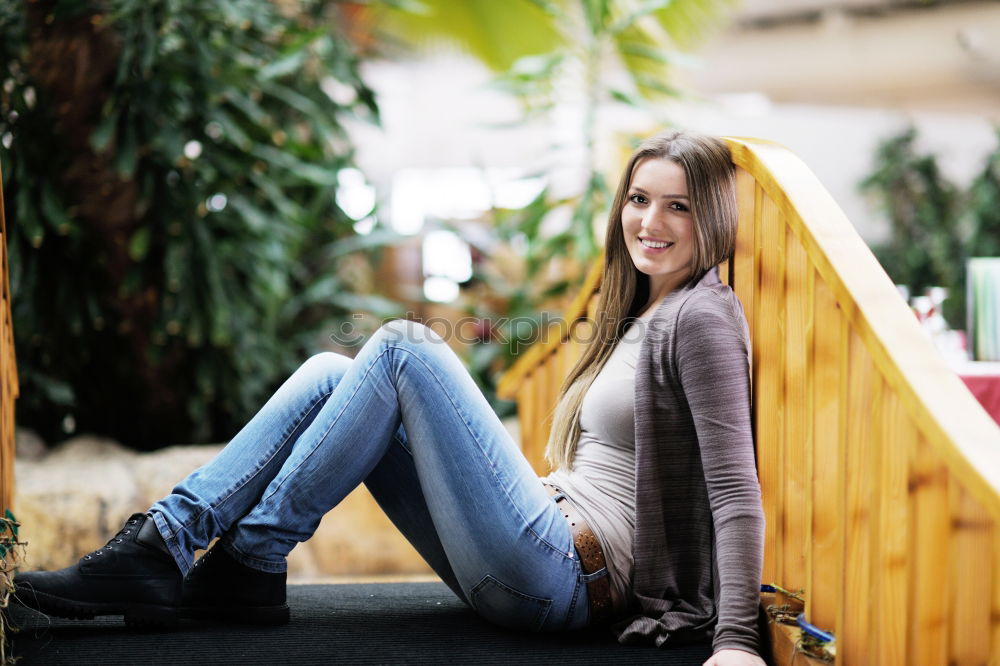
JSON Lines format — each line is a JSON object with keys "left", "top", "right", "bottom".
{"left": 948, "top": 483, "right": 992, "bottom": 662}
{"left": 873, "top": 388, "right": 911, "bottom": 664}
{"left": 518, "top": 374, "right": 536, "bottom": 460}
{"left": 734, "top": 167, "right": 757, "bottom": 341}
{"left": 756, "top": 187, "right": 784, "bottom": 586}
{"left": 782, "top": 225, "right": 809, "bottom": 594}
{"left": 802, "top": 265, "right": 817, "bottom": 627}
{"left": 909, "top": 436, "right": 950, "bottom": 663}
{"left": 531, "top": 357, "right": 551, "bottom": 474}
{"left": 842, "top": 330, "right": 875, "bottom": 660}
{"left": 835, "top": 306, "right": 851, "bottom": 644}
{"left": 993, "top": 528, "right": 1000, "bottom": 662}
{"left": 535, "top": 356, "right": 555, "bottom": 473}
{"left": 809, "top": 276, "right": 842, "bottom": 632}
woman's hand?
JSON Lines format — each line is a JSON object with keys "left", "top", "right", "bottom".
{"left": 703, "top": 648, "right": 767, "bottom": 666}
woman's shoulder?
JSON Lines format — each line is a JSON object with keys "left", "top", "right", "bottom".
{"left": 683, "top": 281, "right": 743, "bottom": 315}
{"left": 668, "top": 282, "right": 750, "bottom": 357}
{"left": 650, "top": 276, "right": 746, "bottom": 341}
{"left": 670, "top": 274, "right": 745, "bottom": 325}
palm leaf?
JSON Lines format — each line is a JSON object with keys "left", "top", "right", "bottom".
{"left": 374, "top": 0, "right": 567, "bottom": 71}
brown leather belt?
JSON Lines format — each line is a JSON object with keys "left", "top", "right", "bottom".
{"left": 544, "top": 483, "right": 613, "bottom": 624}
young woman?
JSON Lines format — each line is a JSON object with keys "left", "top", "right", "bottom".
{"left": 15, "top": 130, "right": 765, "bottom": 665}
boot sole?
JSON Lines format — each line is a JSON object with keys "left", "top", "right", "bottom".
{"left": 181, "top": 603, "right": 290, "bottom": 626}
{"left": 13, "top": 586, "right": 179, "bottom": 628}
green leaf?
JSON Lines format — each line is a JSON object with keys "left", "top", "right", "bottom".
{"left": 524, "top": 0, "right": 565, "bottom": 19}
{"left": 115, "top": 123, "right": 138, "bottom": 176}
{"left": 325, "top": 228, "right": 405, "bottom": 259}
{"left": 261, "top": 81, "right": 325, "bottom": 118}
{"left": 608, "top": 0, "right": 674, "bottom": 35}
{"left": 650, "top": 0, "right": 738, "bottom": 49}
{"left": 128, "top": 226, "right": 151, "bottom": 261}
{"left": 91, "top": 112, "right": 118, "bottom": 152}
{"left": 34, "top": 374, "right": 75, "bottom": 406}
{"left": 259, "top": 49, "right": 308, "bottom": 81}
{"left": 609, "top": 88, "right": 643, "bottom": 108}
{"left": 375, "top": 0, "right": 567, "bottom": 72}
{"left": 39, "top": 183, "right": 72, "bottom": 230}
{"left": 326, "top": 291, "right": 405, "bottom": 318}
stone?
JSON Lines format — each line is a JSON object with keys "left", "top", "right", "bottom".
{"left": 13, "top": 436, "right": 431, "bottom": 580}
{"left": 14, "top": 428, "right": 47, "bottom": 462}
{"left": 15, "top": 437, "right": 142, "bottom": 572}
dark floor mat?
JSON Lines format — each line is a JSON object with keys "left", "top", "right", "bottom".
{"left": 5, "top": 582, "right": 714, "bottom": 665}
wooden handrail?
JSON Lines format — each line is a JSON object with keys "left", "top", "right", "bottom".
{"left": 728, "top": 138, "right": 1000, "bottom": 510}
{"left": 496, "top": 257, "right": 603, "bottom": 399}
{"left": 498, "top": 136, "right": 1000, "bottom": 663}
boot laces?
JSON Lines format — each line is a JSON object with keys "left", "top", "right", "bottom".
{"left": 190, "top": 545, "right": 218, "bottom": 571}
{"left": 83, "top": 516, "right": 140, "bottom": 561}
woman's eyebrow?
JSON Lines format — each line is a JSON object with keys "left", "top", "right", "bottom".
{"left": 631, "top": 186, "right": 689, "bottom": 200}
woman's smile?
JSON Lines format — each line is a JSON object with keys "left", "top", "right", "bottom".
{"left": 638, "top": 237, "right": 674, "bottom": 251}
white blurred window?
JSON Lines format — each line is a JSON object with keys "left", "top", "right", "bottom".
{"left": 337, "top": 168, "right": 377, "bottom": 232}
{"left": 390, "top": 167, "right": 543, "bottom": 303}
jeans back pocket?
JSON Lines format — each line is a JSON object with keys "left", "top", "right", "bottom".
{"left": 469, "top": 574, "right": 553, "bottom": 632}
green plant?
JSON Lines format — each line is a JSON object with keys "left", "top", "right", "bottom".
{"left": 0, "top": 510, "right": 23, "bottom": 665}
{"left": 381, "top": 0, "right": 735, "bottom": 287}
{"left": 969, "top": 127, "right": 1000, "bottom": 259}
{"left": 376, "top": 0, "right": 735, "bottom": 409}
{"left": 860, "top": 127, "right": 967, "bottom": 328}
{"left": 1, "top": 0, "right": 401, "bottom": 449}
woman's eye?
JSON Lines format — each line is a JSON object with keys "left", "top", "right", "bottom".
{"left": 629, "top": 193, "right": 647, "bottom": 205}
{"left": 670, "top": 201, "right": 689, "bottom": 212}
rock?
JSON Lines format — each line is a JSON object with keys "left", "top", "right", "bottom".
{"left": 15, "top": 437, "right": 142, "bottom": 572}
{"left": 13, "top": 436, "right": 432, "bottom": 580}
{"left": 14, "top": 428, "right": 47, "bottom": 461}
{"left": 130, "top": 443, "right": 223, "bottom": 509}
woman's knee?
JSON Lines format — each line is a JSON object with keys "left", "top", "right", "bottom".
{"left": 377, "top": 319, "right": 445, "bottom": 347}
{"left": 296, "top": 351, "right": 352, "bottom": 383}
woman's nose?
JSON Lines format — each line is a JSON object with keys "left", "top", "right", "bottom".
{"left": 640, "top": 205, "right": 668, "bottom": 230}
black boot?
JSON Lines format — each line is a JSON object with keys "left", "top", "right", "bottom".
{"left": 13, "top": 513, "right": 182, "bottom": 627}
{"left": 181, "top": 542, "right": 289, "bottom": 626}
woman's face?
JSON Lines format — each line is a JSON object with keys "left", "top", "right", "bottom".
{"left": 621, "top": 157, "right": 695, "bottom": 302}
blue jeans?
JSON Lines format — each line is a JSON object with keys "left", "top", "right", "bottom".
{"left": 149, "top": 319, "right": 591, "bottom": 632}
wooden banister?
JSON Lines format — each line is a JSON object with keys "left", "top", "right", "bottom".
{"left": 497, "top": 136, "right": 1000, "bottom": 662}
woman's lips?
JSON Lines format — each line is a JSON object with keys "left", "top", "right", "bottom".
{"left": 639, "top": 237, "right": 674, "bottom": 252}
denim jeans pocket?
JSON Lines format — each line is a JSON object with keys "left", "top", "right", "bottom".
{"left": 469, "top": 574, "right": 553, "bottom": 632}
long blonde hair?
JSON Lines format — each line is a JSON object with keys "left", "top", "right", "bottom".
{"left": 544, "top": 130, "right": 737, "bottom": 469}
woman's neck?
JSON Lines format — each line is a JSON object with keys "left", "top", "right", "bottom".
{"left": 644, "top": 273, "right": 689, "bottom": 315}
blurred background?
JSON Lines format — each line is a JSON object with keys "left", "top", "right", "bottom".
{"left": 2, "top": 0, "right": 999, "bottom": 577}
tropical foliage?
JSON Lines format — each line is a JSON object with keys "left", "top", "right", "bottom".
{"left": 969, "top": 127, "right": 1000, "bottom": 259}
{"left": 861, "top": 126, "right": 1000, "bottom": 330}
{"left": 374, "top": 0, "right": 736, "bottom": 413}
{"left": 378, "top": 0, "right": 736, "bottom": 270}
{"left": 0, "top": 0, "right": 398, "bottom": 449}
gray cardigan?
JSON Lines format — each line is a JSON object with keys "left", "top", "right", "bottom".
{"left": 614, "top": 266, "right": 764, "bottom": 656}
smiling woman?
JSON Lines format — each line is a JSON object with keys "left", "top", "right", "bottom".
{"left": 12, "top": 130, "right": 762, "bottom": 666}
{"left": 540, "top": 131, "right": 762, "bottom": 665}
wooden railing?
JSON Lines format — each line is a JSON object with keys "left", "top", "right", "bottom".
{"left": 497, "top": 137, "right": 1000, "bottom": 663}
{"left": 0, "top": 168, "right": 16, "bottom": 517}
